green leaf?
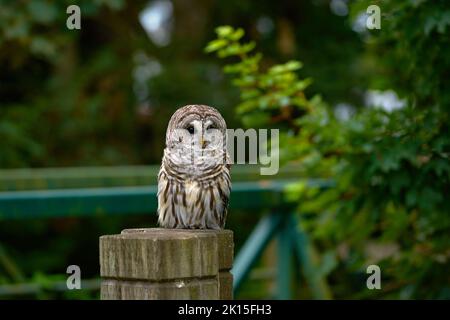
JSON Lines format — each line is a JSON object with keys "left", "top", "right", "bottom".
{"left": 284, "top": 181, "right": 308, "bottom": 202}
{"left": 241, "top": 41, "right": 256, "bottom": 53}
{"left": 268, "top": 60, "right": 302, "bottom": 75}
{"left": 217, "top": 43, "right": 242, "bottom": 57}
{"left": 216, "top": 25, "right": 234, "bottom": 38}
{"left": 241, "top": 113, "right": 271, "bottom": 127}
{"left": 204, "top": 39, "right": 228, "bottom": 53}
{"left": 236, "top": 100, "right": 258, "bottom": 114}
{"left": 230, "top": 28, "right": 244, "bottom": 41}
{"left": 240, "top": 89, "right": 260, "bottom": 100}
{"left": 232, "top": 75, "right": 257, "bottom": 87}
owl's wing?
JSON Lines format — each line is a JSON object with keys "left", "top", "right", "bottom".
{"left": 219, "top": 167, "right": 231, "bottom": 229}
{"left": 157, "top": 165, "right": 170, "bottom": 224}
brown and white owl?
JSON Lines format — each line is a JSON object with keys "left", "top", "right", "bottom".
{"left": 157, "top": 105, "right": 231, "bottom": 230}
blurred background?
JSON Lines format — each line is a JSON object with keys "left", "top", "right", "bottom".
{"left": 0, "top": 0, "right": 449, "bottom": 299}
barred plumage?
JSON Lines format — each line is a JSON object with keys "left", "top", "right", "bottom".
{"left": 157, "top": 105, "right": 231, "bottom": 230}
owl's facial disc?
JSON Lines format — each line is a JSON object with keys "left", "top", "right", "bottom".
{"left": 190, "top": 120, "right": 203, "bottom": 147}
{"left": 202, "top": 119, "right": 223, "bottom": 150}
{"left": 178, "top": 120, "right": 203, "bottom": 149}
{"left": 176, "top": 118, "right": 223, "bottom": 151}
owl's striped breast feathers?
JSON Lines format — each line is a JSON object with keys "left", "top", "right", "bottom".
{"left": 157, "top": 161, "right": 231, "bottom": 230}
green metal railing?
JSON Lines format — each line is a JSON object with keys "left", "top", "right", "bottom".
{"left": 0, "top": 165, "right": 332, "bottom": 299}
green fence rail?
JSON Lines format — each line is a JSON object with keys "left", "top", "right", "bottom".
{"left": 0, "top": 165, "right": 333, "bottom": 299}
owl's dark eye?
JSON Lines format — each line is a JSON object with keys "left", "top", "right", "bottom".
{"left": 186, "top": 125, "right": 195, "bottom": 134}
{"left": 207, "top": 123, "right": 217, "bottom": 130}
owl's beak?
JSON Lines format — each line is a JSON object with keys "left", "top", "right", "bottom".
{"left": 200, "top": 138, "right": 208, "bottom": 149}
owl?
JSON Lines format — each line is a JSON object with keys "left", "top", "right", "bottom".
{"left": 157, "top": 104, "right": 231, "bottom": 230}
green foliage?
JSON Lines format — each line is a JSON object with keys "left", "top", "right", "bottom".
{"left": 0, "top": 0, "right": 363, "bottom": 169}
{"left": 0, "top": 0, "right": 245, "bottom": 168}
{"left": 206, "top": 8, "right": 450, "bottom": 299}
{"left": 0, "top": 0, "right": 133, "bottom": 167}
{"left": 205, "top": 25, "right": 318, "bottom": 139}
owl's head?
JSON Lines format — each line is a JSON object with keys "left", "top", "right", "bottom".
{"left": 165, "top": 105, "right": 227, "bottom": 152}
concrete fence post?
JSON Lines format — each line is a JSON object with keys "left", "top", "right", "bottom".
{"left": 99, "top": 228, "right": 234, "bottom": 300}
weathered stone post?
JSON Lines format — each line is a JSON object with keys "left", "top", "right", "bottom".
{"left": 99, "top": 228, "right": 233, "bottom": 300}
